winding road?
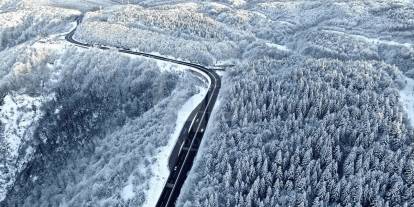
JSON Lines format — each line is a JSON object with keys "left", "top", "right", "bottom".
{"left": 65, "top": 17, "right": 221, "bottom": 207}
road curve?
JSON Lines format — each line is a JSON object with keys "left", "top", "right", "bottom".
{"left": 65, "top": 17, "right": 221, "bottom": 207}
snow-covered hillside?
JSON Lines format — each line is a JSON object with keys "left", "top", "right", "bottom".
{"left": 0, "top": 6, "right": 79, "bottom": 50}
{"left": 0, "top": 94, "right": 43, "bottom": 158}
{"left": 0, "top": 93, "right": 51, "bottom": 201}
{"left": 0, "top": 1, "right": 208, "bottom": 206}
{"left": 1, "top": 0, "right": 414, "bottom": 206}
{"left": 73, "top": 3, "right": 253, "bottom": 65}
{"left": 175, "top": 1, "right": 414, "bottom": 206}
{"left": 2, "top": 0, "right": 117, "bottom": 11}
{"left": 1, "top": 38, "right": 207, "bottom": 206}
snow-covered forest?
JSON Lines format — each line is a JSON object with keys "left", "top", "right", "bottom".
{"left": 0, "top": 6, "right": 79, "bottom": 51}
{"left": 1, "top": 0, "right": 414, "bottom": 206}
{"left": 2, "top": 48, "right": 203, "bottom": 206}
{"left": 178, "top": 57, "right": 414, "bottom": 206}
{"left": 175, "top": 1, "right": 414, "bottom": 207}
{"left": 0, "top": 2, "right": 206, "bottom": 206}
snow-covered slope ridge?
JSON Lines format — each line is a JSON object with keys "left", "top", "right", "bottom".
{"left": 0, "top": 93, "right": 50, "bottom": 201}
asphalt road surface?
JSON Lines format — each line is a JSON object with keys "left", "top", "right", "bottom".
{"left": 65, "top": 16, "right": 221, "bottom": 207}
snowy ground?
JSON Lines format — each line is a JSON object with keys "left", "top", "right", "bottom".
{"left": 400, "top": 76, "right": 414, "bottom": 127}
{"left": 323, "top": 29, "right": 413, "bottom": 48}
{"left": 0, "top": 93, "right": 51, "bottom": 201}
{"left": 0, "top": 7, "right": 76, "bottom": 200}
{"left": 265, "top": 42, "right": 291, "bottom": 52}
{"left": 140, "top": 86, "right": 207, "bottom": 207}
{"left": 0, "top": 94, "right": 44, "bottom": 157}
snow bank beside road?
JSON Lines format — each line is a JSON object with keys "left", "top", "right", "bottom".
{"left": 141, "top": 86, "right": 207, "bottom": 207}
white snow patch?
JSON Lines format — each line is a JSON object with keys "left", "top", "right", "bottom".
{"left": 141, "top": 86, "right": 208, "bottom": 207}
{"left": 0, "top": 94, "right": 44, "bottom": 157}
{"left": 265, "top": 42, "right": 291, "bottom": 52}
{"left": 120, "top": 174, "right": 136, "bottom": 201}
{"left": 154, "top": 59, "right": 186, "bottom": 73}
{"left": 323, "top": 29, "right": 413, "bottom": 48}
{"left": 228, "top": 0, "right": 246, "bottom": 7}
{"left": 0, "top": 10, "right": 25, "bottom": 28}
{"left": 216, "top": 70, "right": 226, "bottom": 77}
{"left": 400, "top": 76, "right": 414, "bottom": 127}
{"left": 32, "top": 38, "right": 67, "bottom": 52}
